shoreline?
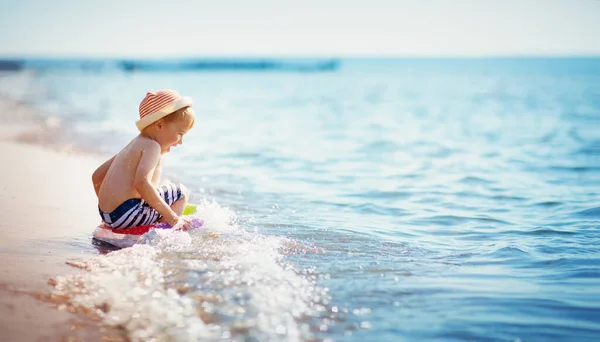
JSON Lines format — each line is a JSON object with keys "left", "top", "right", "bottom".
{"left": 0, "top": 95, "right": 125, "bottom": 340}
{"left": 0, "top": 92, "right": 108, "bottom": 156}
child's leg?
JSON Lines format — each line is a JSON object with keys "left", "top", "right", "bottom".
{"left": 170, "top": 187, "right": 189, "bottom": 216}
{"left": 157, "top": 183, "right": 189, "bottom": 222}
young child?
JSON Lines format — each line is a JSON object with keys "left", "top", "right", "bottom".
{"left": 92, "top": 89, "right": 195, "bottom": 230}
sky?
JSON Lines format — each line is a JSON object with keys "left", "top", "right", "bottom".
{"left": 0, "top": 0, "right": 599, "bottom": 57}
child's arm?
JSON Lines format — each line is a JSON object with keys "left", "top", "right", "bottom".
{"left": 134, "top": 143, "right": 180, "bottom": 227}
{"left": 92, "top": 155, "right": 116, "bottom": 196}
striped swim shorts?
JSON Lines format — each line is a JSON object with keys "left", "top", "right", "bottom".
{"left": 98, "top": 183, "right": 186, "bottom": 229}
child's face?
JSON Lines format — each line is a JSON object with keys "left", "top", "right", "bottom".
{"left": 156, "top": 118, "right": 192, "bottom": 154}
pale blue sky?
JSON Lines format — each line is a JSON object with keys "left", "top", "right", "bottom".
{"left": 0, "top": 0, "right": 599, "bottom": 57}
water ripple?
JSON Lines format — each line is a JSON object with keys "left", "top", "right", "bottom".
{"left": 575, "top": 206, "right": 600, "bottom": 217}
{"left": 409, "top": 214, "right": 513, "bottom": 227}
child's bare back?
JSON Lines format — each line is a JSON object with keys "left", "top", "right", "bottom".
{"left": 92, "top": 89, "right": 196, "bottom": 230}
{"left": 97, "top": 136, "right": 162, "bottom": 213}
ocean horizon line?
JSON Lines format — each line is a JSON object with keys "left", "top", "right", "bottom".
{"left": 1, "top": 55, "right": 599, "bottom": 72}
{"left": 1, "top": 54, "right": 599, "bottom": 59}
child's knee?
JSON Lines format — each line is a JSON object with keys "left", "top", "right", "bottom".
{"left": 179, "top": 183, "right": 190, "bottom": 200}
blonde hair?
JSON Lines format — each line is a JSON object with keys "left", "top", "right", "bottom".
{"left": 164, "top": 106, "right": 195, "bottom": 130}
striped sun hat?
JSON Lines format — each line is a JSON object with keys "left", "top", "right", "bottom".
{"left": 136, "top": 89, "right": 193, "bottom": 131}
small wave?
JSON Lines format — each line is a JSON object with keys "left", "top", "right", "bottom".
{"left": 308, "top": 199, "right": 408, "bottom": 217}
{"left": 575, "top": 141, "right": 600, "bottom": 156}
{"left": 533, "top": 201, "right": 564, "bottom": 207}
{"left": 564, "top": 268, "right": 600, "bottom": 279}
{"left": 52, "top": 245, "right": 211, "bottom": 341}
{"left": 409, "top": 214, "right": 512, "bottom": 227}
{"left": 548, "top": 165, "right": 599, "bottom": 172}
{"left": 351, "top": 202, "right": 406, "bottom": 216}
{"left": 516, "top": 257, "right": 570, "bottom": 270}
{"left": 574, "top": 207, "right": 600, "bottom": 217}
{"left": 50, "top": 200, "right": 334, "bottom": 341}
{"left": 458, "top": 176, "right": 494, "bottom": 185}
{"left": 487, "top": 245, "right": 531, "bottom": 257}
{"left": 0, "top": 93, "right": 108, "bottom": 154}
{"left": 450, "top": 191, "right": 528, "bottom": 202}
{"left": 357, "top": 140, "right": 399, "bottom": 154}
{"left": 345, "top": 190, "right": 413, "bottom": 200}
{"left": 436, "top": 296, "right": 600, "bottom": 341}
{"left": 491, "top": 194, "right": 528, "bottom": 201}
{"left": 538, "top": 130, "right": 558, "bottom": 143}
{"left": 504, "top": 227, "right": 576, "bottom": 236}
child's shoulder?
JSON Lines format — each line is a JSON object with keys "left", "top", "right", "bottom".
{"left": 116, "top": 136, "right": 162, "bottom": 162}
{"left": 129, "top": 135, "right": 161, "bottom": 153}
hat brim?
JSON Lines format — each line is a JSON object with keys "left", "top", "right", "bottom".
{"left": 136, "top": 96, "right": 193, "bottom": 131}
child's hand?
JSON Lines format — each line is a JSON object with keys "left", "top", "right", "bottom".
{"left": 172, "top": 217, "right": 193, "bottom": 231}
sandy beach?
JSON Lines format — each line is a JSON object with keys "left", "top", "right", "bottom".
{"left": 0, "top": 112, "right": 125, "bottom": 340}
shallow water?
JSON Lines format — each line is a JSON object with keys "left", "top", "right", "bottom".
{"left": 2, "top": 58, "right": 600, "bottom": 341}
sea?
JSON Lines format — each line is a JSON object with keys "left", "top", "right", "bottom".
{"left": 0, "top": 57, "right": 599, "bottom": 342}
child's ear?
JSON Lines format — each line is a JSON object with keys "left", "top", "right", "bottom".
{"left": 156, "top": 119, "right": 165, "bottom": 130}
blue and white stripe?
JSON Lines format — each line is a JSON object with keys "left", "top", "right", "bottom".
{"left": 99, "top": 183, "right": 185, "bottom": 229}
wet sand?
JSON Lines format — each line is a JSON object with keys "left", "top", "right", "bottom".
{"left": 0, "top": 131, "right": 124, "bottom": 340}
